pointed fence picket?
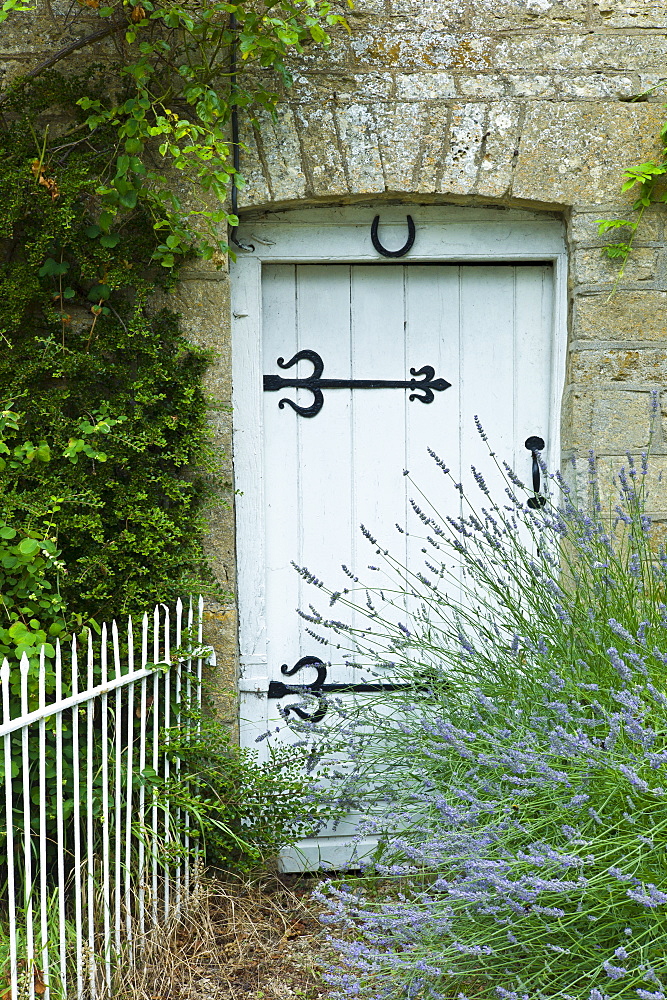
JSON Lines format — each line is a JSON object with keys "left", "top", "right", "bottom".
{"left": 0, "top": 597, "right": 213, "bottom": 1000}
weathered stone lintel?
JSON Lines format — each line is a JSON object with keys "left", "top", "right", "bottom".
{"left": 239, "top": 100, "right": 664, "bottom": 210}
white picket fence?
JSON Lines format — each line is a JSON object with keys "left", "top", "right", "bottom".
{"left": 0, "top": 597, "right": 214, "bottom": 1000}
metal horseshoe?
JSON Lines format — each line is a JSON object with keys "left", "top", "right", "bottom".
{"left": 371, "top": 215, "right": 416, "bottom": 258}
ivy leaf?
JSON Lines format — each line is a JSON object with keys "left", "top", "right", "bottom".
{"left": 604, "top": 243, "right": 631, "bottom": 259}
{"left": 38, "top": 258, "right": 69, "bottom": 277}
{"left": 596, "top": 219, "right": 637, "bottom": 234}
{"left": 118, "top": 189, "right": 138, "bottom": 209}
{"left": 18, "top": 538, "right": 40, "bottom": 556}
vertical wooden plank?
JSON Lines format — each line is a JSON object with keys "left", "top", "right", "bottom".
{"left": 232, "top": 259, "right": 268, "bottom": 659}
{"left": 404, "top": 264, "right": 463, "bottom": 629}
{"left": 232, "top": 256, "right": 271, "bottom": 752}
{"left": 459, "top": 266, "right": 517, "bottom": 504}
{"left": 347, "top": 264, "right": 409, "bottom": 681}
{"left": 270, "top": 265, "right": 354, "bottom": 688}
{"left": 514, "top": 266, "right": 554, "bottom": 486}
{"left": 262, "top": 264, "right": 302, "bottom": 722}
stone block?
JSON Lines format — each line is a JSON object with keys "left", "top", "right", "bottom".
{"left": 495, "top": 32, "right": 667, "bottom": 73}
{"left": 505, "top": 74, "right": 555, "bottom": 97}
{"left": 458, "top": 74, "right": 508, "bottom": 98}
{"left": 254, "top": 107, "right": 307, "bottom": 203}
{"left": 415, "top": 105, "right": 451, "bottom": 192}
{"left": 569, "top": 211, "right": 662, "bottom": 246}
{"left": 568, "top": 454, "right": 667, "bottom": 521}
{"left": 0, "top": 16, "right": 79, "bottom": 55}
{"left": 440, "top": 32, "right": 496, "bottom": 72}
{"left": 346, "top": 28, "right": 495, "bottom": 73}
{"left": 512, "top": 103, "right": 665, "bottom": 206}
{"left": 236, "top": 122, "right": 271, "bottom": 208}
{"left": 161, "top": 273, "right": 236, "bottom": 609}
{"left": 561, "top": 388, "right": 652, "bottom": 452}
{"left": 476, "top": 101, "right": 522, "bottom": 198}
{"left": 557, "top": 74, "right": 636, "bottom": 99}
{"left": 334, "top": 103, "right": 385, "bottom": 193}
{"left": 604, "top": 455, "right": 667, "bottom": 513}
{"left": 374, "top": 103, "right": 428, "bottom": 190}
{"left": 638, "top": 75, "right": 667, "bottom": 98}
{"left": 574, "top": 291, "right": 667, "bottom": 342}
{"left": 438, "top": 102, "right": 486, "bottom": 195}
{"left": 573, "top": 247, "right": 657, "bottom": 285}
{"left": 469, "top": 0, "right": 588, "bottom": 29}
{"left": 569, "top": 348, "right": 667, "bottom": 386}
{"left": 592, "top": 0, "right": 667, "bottom": 27}
{"left": 294, "top": 106, "right": 349, "bottom": 196}
{"left": 289, "top": 71, "right": 394, "bottom": 104}
{"left": 386, "top": 0, "right": 467, "bottom": 26}
{"left": 203, "top": 604, "right": 238, "bottom": 728}
{"left": 395, "top": 71, "right": 457, "bottom": 100}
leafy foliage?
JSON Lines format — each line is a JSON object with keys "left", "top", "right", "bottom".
{"left": 0, "top": 0, "right": 33, "bottom": 23}
{"left": 597, "top": 109, "right": 667, "bottom": 287}
{"left": 160, "top": 714, "right": 339, "bottom": 873}
{"left": 0, "top": 73, "right": 219, "bottom": 629}
{"left": 3, "top": 0, "right": 350, "bottom": 266}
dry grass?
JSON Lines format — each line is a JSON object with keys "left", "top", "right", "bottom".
{"left": 115, "top": 870, "right": 331, "bottom": 1000}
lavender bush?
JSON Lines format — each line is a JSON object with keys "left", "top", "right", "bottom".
{"left": 298, "top": 422, "right": 667, "bottom": 1000}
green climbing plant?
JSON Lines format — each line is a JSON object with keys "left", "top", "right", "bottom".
{"left": 1, "top": 73, "right": 221, "bottom": 626}
{"left": 597, "top": 89, "right": 667, "bottom": 289}
{"left": 0, "top": 0, "right": 33, "bottom": 23}
{"left": 1, "top": 0, "right": 351, "bottom": 267}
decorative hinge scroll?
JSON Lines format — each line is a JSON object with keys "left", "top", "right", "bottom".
{"left": 268, "top": 656, "right": 417, "bottom": 723}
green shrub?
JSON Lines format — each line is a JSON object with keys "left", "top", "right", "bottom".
{"left": 158, "top": 714, "right": 339, "bottom": 874}
{"left": 0, "top": 72, "right": 220, "bottom": 627}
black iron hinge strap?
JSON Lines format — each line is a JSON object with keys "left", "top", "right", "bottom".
{"left": 264, "top": 349, "right": 451, "bottom": 418}
{"left": 267, "top": 656, "right": 420, "bottom": 723}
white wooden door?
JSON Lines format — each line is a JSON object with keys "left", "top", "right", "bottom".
{"left": 231, "top": 209, "right": 566, "bottom": 872}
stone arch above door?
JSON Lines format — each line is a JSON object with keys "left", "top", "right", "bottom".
{"left": 236, "top": 100, "right": 664, "bottom": 209}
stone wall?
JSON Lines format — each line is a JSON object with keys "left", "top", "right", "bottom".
{"left": 4, "top": 0, "right": 667, "bottom": 715}
{"left": 234, "top": 0, "right": 667, "bottom": 516}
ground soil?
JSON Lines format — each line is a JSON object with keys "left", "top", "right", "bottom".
{"left": 118, "top": 873, "right": 336, "bottom": 1000}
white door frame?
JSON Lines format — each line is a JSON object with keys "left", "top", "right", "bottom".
{"left": 230, "top": 205, "right": 568, "bottom": 753}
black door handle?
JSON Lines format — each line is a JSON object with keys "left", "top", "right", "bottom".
{"left": 525, "top": 436, "right": 546, "bottom": 509}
